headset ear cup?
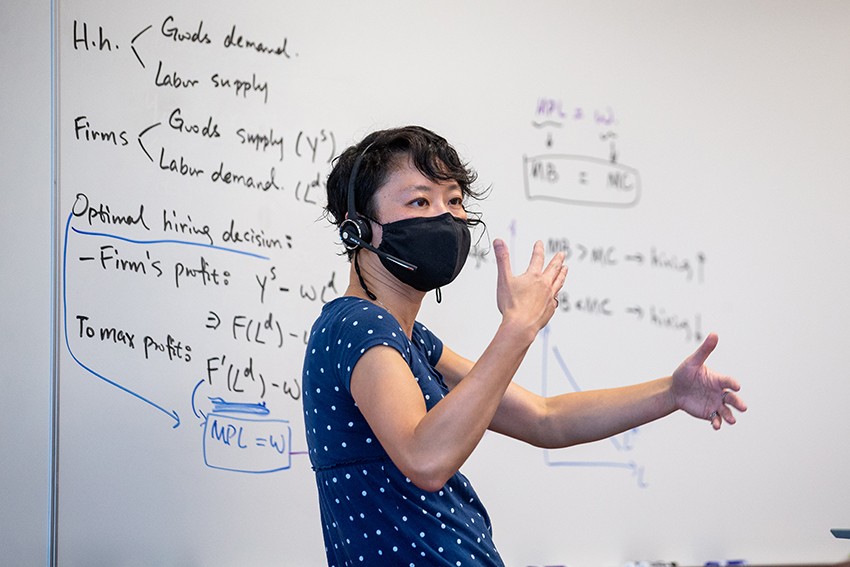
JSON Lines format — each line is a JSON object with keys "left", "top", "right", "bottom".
{"left": 355, "top": 218, "right": 372, "bottom": 244}
{"left": 339, "top": 217, "right": 372, "bottom": 250}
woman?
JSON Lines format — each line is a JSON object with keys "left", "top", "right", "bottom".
{"left": 302, "top": 126, "right": 746, "bottom": 566}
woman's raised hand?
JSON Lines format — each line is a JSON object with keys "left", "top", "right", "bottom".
{"left": 671, "top": 333, "right": 747, "bottom": 430}
{"left": 494, "top": 239, "right": 567, "bottom": 334}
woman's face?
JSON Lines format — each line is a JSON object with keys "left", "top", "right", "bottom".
{"left": 370, "top": 156, "right": 467, "bottom": 246}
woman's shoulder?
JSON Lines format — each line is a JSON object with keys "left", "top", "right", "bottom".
{"left": 318, "top": 296, "right": 390, "bottom": 324}
{"left": 318, "top": 296, "right": 371, "bottom": 321}
{"left": 312, "top": 296, "right": 405, "bottom": 342}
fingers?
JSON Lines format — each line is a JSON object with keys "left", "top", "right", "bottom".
{"left": 526, "top": 240, "right": 546, "bottom": 272}
{"left": 717, "top": 403, "right": 737, "bottom": 426}
{"left": 720, "top": 389, "right": 748, "bottom": 414}
{"left": 493, "top": 238, "right": 513, "bottom": 283}
{"left": 526, "top": 239, "right": 566, "bottom": 284}
{"left": 708, "top": 388, "right": 747, "bottom": 431}
{"left": 496, "top": 238, "right": 566, "bottom": 285}
{"left": 541, "top": 244, "right": 567, "bottom": 292}
{"left": 706, "top": 350, "right": 747, "bottom": 426}
{"left": 688, "top": 332, "right": 719, "bottom": 367}
{"left": 544, "top": 248, "right": 566, "bottom": 276}
{"left": 710, "top": 412, "right": 722, "bottom": 430}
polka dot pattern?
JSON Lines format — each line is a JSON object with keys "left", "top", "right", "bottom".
{"left": 303, "top": 297, "right": 504, "bottom": 566}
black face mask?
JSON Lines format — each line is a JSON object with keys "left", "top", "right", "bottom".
{"left": 374, "top": 212, "right": 471, "bottom": 292}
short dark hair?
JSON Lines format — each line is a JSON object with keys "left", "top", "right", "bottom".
{"left": 324, "top": 126, "right": 484, "bottom": 256}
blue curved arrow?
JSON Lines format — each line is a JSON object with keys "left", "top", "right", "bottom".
{"left": 63, "top": 211, "right": 180, "bottom": 428}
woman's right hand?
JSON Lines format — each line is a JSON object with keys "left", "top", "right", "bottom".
{"left": 494, "top": 239, "right": 567, "bottom": 335}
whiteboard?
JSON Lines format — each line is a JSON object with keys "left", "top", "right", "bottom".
{"left": 55, "top": 1, "right": 850, "bottom": 566}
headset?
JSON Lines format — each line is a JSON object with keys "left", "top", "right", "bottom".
{"left": 338, "top": 144, "right": 416, "bottom": 271}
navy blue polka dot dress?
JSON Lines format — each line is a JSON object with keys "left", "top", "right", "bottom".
{"left": 303, "top": 297, "right": 504, "bottom": 566}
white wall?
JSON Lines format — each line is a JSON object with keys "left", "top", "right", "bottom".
{"left": 0, "top": 1, "right": 52, "bottom": 565}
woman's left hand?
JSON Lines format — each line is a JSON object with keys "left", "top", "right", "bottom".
{"left": 670, "top": 333, "right": 748, "bottom": 430}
